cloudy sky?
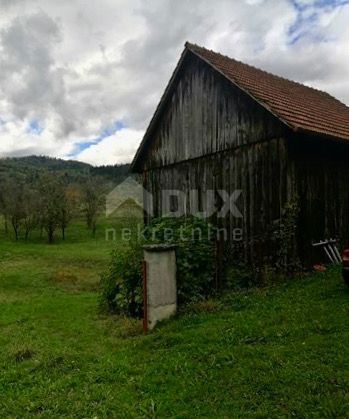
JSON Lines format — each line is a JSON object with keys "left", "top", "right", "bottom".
{"left": 0, "top": 0, "right": 348, "bottom": 166}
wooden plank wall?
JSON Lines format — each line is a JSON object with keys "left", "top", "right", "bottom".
{"left": 292, "top": 135, "right": 349, "bottom": 263}
{"left": 143, "top": 137, "right": 296, "bottom": 262}
{"left": 141, "top": 54, "right": 286, "bottom": 171}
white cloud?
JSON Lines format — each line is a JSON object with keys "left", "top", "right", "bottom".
{"left": 74, "top": 128, "right": 143, "bottom": 166}
{"left": 0, "top": 117, "right": 73, "bottom": 158}
{"left": 0, "top": 0, "right": 348, "bottom": 165}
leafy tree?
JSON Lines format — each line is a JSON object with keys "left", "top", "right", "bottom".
{"left": 0, "top": 180, "right": 9, "bottom": 235}
{"left": 0, "top": 178, "right": 26, "bottom": 240}
{"left": 21, "top": 188, "right": 40, "bottom": 240}
{"left": 38, "top": 174, "right": 65, "bottom": 244}
{"left": 58, "top": 184, "right": 81, "bottom": 240}
{"left": 82, "top": 178, "right": 104, "bottom": 237}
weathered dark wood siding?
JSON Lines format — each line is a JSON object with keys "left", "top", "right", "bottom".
{"left": 291, "top": 134, "right": 349, "bottom": 262}
{"left": 144, "top": 137, "right": 296, "bottom": 261}
{"left": 140, "top": 54, "right": 287, "bottom": 170}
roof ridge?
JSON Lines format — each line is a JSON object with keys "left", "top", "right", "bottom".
{"left": 184, "top": 41, "right": 344, "bottom": 105}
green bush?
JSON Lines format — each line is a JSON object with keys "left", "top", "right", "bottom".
{"left": 99, "top": 216, "right": 216, "bottom": 317}
{"left": 99, "top": 243, "right": 143, "bottom": 317}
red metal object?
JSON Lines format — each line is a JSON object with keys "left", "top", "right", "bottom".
{"left": 342, "top": 249, "right": 349, "bottom": 266}
{"left": 142, "top": 260, "right": 148, "bottom": 333}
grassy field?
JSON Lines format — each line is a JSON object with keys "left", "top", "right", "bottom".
{"left": 0, "top": 222, "right": 348, "bottom": 418}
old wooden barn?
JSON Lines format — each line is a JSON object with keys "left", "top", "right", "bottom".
{"left": 131, "top": 42, "right": 349, "bottom": 265}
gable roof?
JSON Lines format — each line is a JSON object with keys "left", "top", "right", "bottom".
{"left": 131, "top": 42, "right": 349, "bottom": 171}
{"left": 186, "top": 43, "right": 349, "bottom": 141}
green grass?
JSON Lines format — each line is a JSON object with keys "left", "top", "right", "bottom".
{"left": 0, "top": 222, "right": 348, "bottom": 417}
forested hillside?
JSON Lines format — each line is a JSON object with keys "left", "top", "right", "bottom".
{"left": 0, "top": 156, "right": 131, "bottom": 243}
{"left": 0, "top": 156, "right": 130, "bottom": 185}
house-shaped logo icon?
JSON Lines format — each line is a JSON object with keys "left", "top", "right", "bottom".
{"left": 106, "top": 176, "right": 152, "bottom": 218}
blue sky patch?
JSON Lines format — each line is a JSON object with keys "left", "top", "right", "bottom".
{"left": 99, "top": 120, "right": 125, "bottom": 139}
{"left": 68, "top": 139, "right": 102, "bottom": 156}
{"left": 288, "top": 0, "right": 349, "bottom": 44}
{"left": 68, "top": 120, "right": 126, "bottom": 157}
{"left": 27, "top": 119, "right": 43, "bottom": 135}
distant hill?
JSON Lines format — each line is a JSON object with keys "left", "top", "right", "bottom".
{"left": 0, "top": 156, "right": 131, "bottom": 186}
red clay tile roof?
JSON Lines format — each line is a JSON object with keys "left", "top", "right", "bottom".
{"left": 186, "top": 42, "right": 349, "bottom": 142}
{"left": 131, "top": 42, "right": 349, "bottom": 171}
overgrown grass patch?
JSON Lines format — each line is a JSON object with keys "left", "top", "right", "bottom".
{"left": 0, "top": 223, "right": 348, "bottom": 417}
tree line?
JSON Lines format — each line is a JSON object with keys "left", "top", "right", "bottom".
{"left": 0, "top": 172, "right": 105, "bottom": 243}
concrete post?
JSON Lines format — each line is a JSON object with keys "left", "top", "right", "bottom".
{"left": 143, "top": 244, "right": 177, "bottom": 331}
